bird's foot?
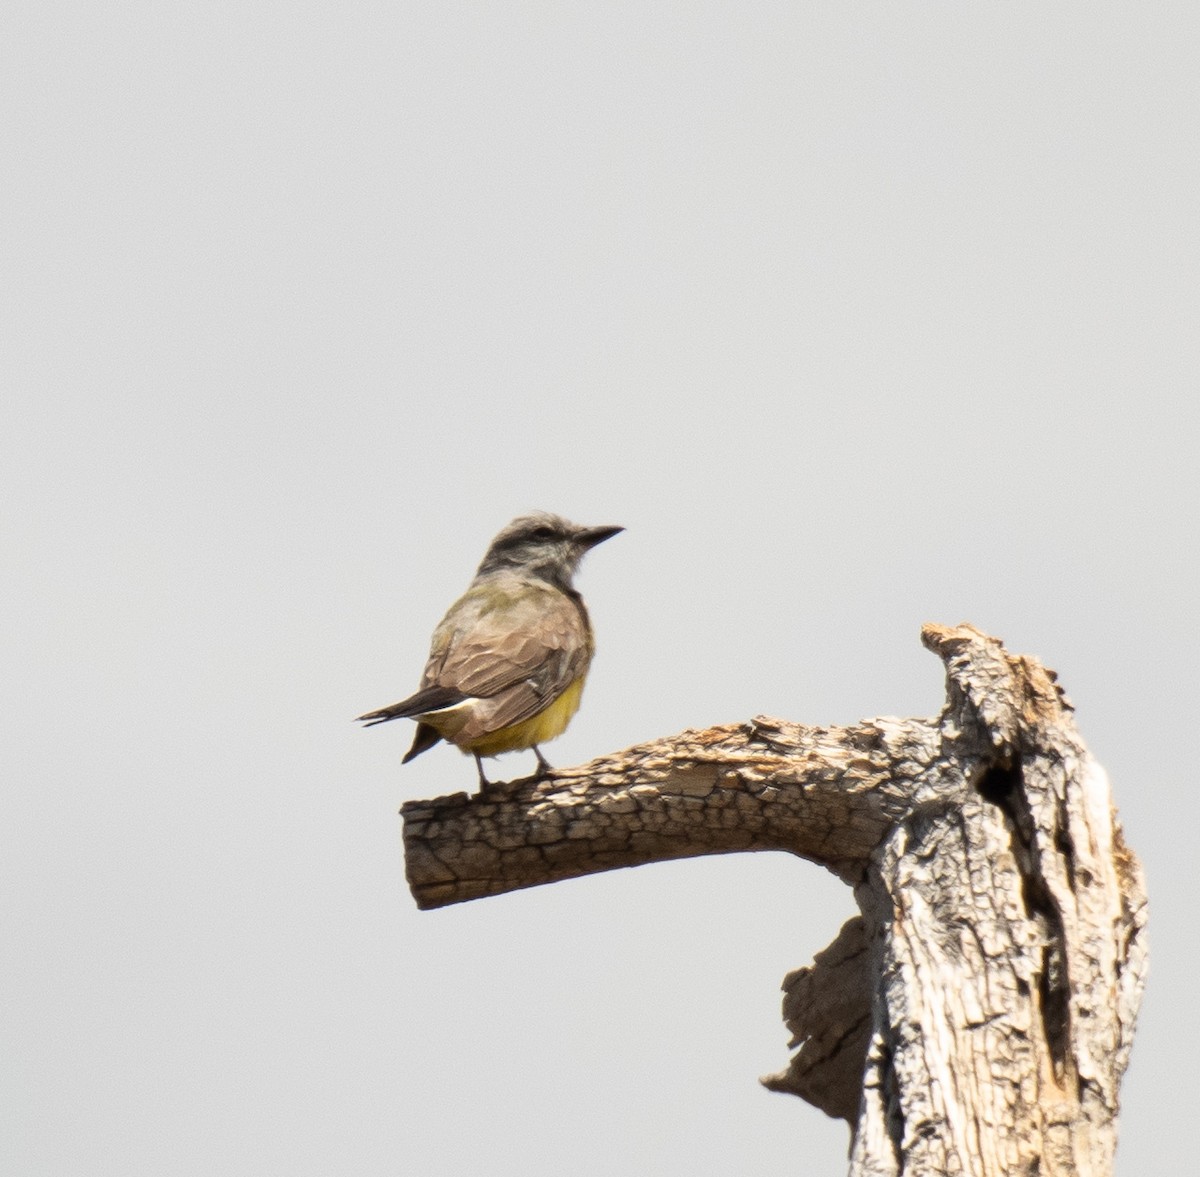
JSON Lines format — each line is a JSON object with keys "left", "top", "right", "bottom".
{"left": 472, "top": 749, "right": 555, "bottom": 796}
{"left": 473, "top": 754, "right": 493, "bottom": 791}
{"left": 532, "top": 746, "right": 554, "bottom": 779}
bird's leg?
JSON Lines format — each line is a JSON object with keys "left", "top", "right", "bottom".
{"left": 474, "top": 754, "right": 492, "bottom": 789}
{"left": 532, "top": 745, "right": 553, "bottom": 778}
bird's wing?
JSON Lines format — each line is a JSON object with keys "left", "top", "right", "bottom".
{"left": 421, "top": 578, "right": 592, "bottom": 732}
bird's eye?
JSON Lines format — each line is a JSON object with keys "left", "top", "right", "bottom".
{"left": 531, "top": 526, "right": 556, "bottom": 541}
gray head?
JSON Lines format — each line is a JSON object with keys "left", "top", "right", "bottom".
{"left": 476, "top": 512, "right": 623, "bottom": 589}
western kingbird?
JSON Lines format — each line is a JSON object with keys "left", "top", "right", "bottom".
{"left": 357, "top": 512, "right": 622, "bottom": 787}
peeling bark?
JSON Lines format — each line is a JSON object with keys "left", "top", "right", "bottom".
{"left": 401, "top": 624, "right": 1148, "bottom": 1177}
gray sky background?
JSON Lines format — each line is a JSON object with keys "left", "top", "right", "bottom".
{"left": 4, "top": 4, "right": 1197, "bottom": 1174}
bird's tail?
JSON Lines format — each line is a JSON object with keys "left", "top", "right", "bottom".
{"left": 355, "top": 684, "right": 467, "bottom": 727}
{"left": 401, "top": 723, "right": 444, "bottom": 763}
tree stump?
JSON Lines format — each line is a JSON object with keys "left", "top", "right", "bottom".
{"left": 401, "top": 623, "right": 1148, "bottom": 1177}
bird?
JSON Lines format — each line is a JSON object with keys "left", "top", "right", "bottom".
{"left": 357, "top": 512, "right": 622, "bottom": 788}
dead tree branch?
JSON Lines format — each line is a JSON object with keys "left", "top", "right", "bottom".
{"left": 401, "top": 623, "right": 1148, "bottom": 1177}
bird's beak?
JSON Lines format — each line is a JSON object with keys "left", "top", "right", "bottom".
{"left": 577, "top": 524, "right": 624, "bottom": 550}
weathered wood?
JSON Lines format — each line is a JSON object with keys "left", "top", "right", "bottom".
{"left": 763, "top": 914, "right": 874, "bottom": 1123}
{"left": 400, "top": 623, "right": 1148, "bottom": 1177}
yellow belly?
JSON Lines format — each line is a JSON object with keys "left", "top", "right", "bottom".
{"left": 464, "top": 677, "right": 586, "bottom": 758}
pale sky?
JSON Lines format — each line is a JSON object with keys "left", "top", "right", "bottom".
{"left": 4, "top": 4, "right": 1197, "bottom": 1174}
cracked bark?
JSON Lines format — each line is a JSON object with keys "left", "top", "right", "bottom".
{"left": 401, "top": 623, "right": 1148, "bottom": 1177}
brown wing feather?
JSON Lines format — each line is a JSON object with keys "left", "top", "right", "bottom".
{"left": 420, "top": 573, "right": 593, "bottom": 735}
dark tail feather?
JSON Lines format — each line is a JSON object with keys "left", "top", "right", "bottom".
{"left": 355, "top": 684, "right": 466, "bottom": 727}
{"left": 402, "top": 723, "right": 444, "bottom": 764}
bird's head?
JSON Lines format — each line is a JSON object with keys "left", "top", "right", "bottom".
{"left": 476, "top": 512, "right": 623, "bottom": 588}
